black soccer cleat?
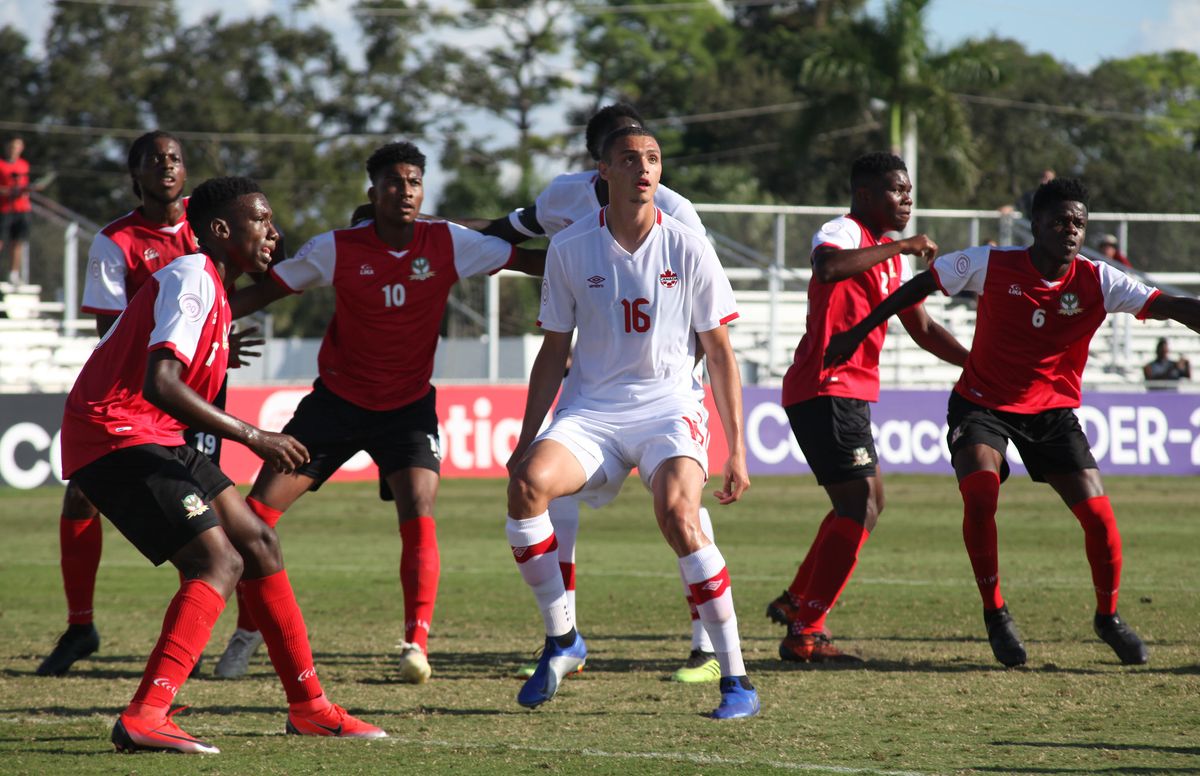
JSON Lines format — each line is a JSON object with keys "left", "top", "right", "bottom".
{"left": 1093, "top": 612, "right": 1149, "bottom": 665}
{"left": 36, "top": 623, "right": 100, "bottom": 676}
{"left": 983, "top": 604, "right": 1026, "bottom": 667}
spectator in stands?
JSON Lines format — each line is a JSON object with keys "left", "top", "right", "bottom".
{"left": 1098, "top": 233, "right": 1132, "bottom": 269}
{"left": 1143, "top": 337, "right": 1189, "bottom": 389}
{"left": 1014, "top": 168, "right": 1056, "bottom": 218}
{"left": 0, "top": 136, "right": 36, "bottom": 285}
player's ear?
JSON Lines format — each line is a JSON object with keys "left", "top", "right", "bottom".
{"left": 209, "top": 216, "right": 231, "bottom": 242}
{"left": 367, "top": 185, "right": 377, "bottom": 205}
{"left": 597, "top": 159, "right": 611, "bottom": 182}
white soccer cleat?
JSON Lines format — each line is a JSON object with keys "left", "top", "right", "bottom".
{"left": 396, "top": 641, "right": 431, "bottom": 684}
{"left": 214, "top": 628, "right": 264, "bottom": 679}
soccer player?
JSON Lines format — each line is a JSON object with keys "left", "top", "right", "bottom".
{"left": 505, "top": 125, "right": 758, "bottom": 719}
{"left": 458, "top": 104, "right": 722, "bottom": 684}
{"left": 37, "top": 131, "right": 257, "bottom": 677}
{"left": 825, "top": 176, "right": 1200, "bottom": 666}
{"left": 61, "top": 176, "right": 385, "bottom": 753}
{"left": 221, "top": 141, "right": 545, "bottom": 684}
{"left": 767, "top": 152, "right": 967, "bottom": 663}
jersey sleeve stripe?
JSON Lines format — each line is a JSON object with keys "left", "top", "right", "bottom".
{"left": 268, "top": 266, "right": 302, "bottom": 294}
{"left": 929, "top": 265, "right": 951, "bottom": 296}
{"left": 148, "top": 340, "right": 193, "bottom": 368}
{"left": 80, "top": 304, "right": 123, "bottom": 315}
{"left": 718, "top": 311, "right": 740, "bottom": 325}
{"left": 1136, "top": 289, "right": 1163, "bottom": 320}
{"left": 487, "top": 246, "right": 518, "bottom": 276}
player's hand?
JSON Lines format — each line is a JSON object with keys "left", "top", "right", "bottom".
{"left": 249, "top": 430, "right": 309, "bottom": 474}
{"left": 713, "top": 456, "right": 750, "bottom": 505}
{"left": 824, "top": 329, "right": 861, "bottom": 367}
{"left": 901, "top": 234, "right": 938, "bottom": 264}
{"left": 228, "top": 324, "right": 264, "bottom": 368}
{"left": 506, "top": 438, "right": 534, "bottom": 476}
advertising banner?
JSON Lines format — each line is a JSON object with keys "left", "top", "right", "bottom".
{"left": 3, "top": 386, "right": 1198, "bottom": 488}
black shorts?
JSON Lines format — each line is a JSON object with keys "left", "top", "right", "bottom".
{"left": 0, "top": 211, "right": 30, "bottom": 242}
{"left": 946, "top": 391, "right": 1097, "bottom": 483}
{"left": 283, "top": 380, "right": 442, "bottom": 501}
{"left": 71, "top": 444, "right": 231, "bottom": 566}
{"left": 786, "top": 396, "right": 878, "bottom": 486}
{"left": 181, "top": 378, "right": 227, "bottom": 465}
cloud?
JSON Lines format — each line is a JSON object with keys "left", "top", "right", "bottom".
{"left": 1138, "top": 0, "right": 1200, "bottom": 54}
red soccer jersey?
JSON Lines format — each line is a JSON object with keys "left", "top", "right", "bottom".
{"left": 0, "top": 157, "right": 31, "bottom": 213}
{"left": 271, "top": 219, "right": 515, "bottom": 411}
{"left": 62, "top": 253, "right": 231, "bottom": 477}
{"left": 782, "top": 215, "right": 913, "bottom": 406}
{"left": 81, "top": 200, "right": 198, "bottom": 315}
{"left": 931, "top": 245, "right": 1160, "bottom": 412}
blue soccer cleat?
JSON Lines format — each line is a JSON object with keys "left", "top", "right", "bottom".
{"left": 517, "top": 631, "right": 587, "bottom": 709}
{"left": 711, "top": 676, "right": 760, "bottom": 720}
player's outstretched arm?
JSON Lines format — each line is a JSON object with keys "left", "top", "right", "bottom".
{"left": 230, "top": 274, "right": 291, "bottom": 319}
{"left": 825, "top": 270, "right": 940, "bottom": 367}
{"left": 812, "top": 234, "right": 937, "bottom": 284}
{"left": 143, "top": 350, "right": 309, "bottom": 473}
{"left": 697, "top": 325, "right": 750, "bottom": 505}
{"left": 507, "top": 330, "right": 573, "bottom": 474}
{"left": 1144, "top": 294, "right": 1200, "bottom": 335}
{"left": 507, "top": 248, "right": 546, "bottom": 277}
{"left": 898, "top": 304, "right": 968, "bottom": 367}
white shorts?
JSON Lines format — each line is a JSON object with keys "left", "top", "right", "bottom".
{"left": 538, "top": 405, "right": 710, "bottom": 508}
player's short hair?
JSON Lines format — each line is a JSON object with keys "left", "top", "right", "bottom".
{"left": 599, "top": 125, "right": 657, "bottom": 163}
{"left": 1031, "top": 177, "right": 1089, "bottom": 217}
{"left": 127, "top": 130, "right": 182, "bottom": 199}
{"left": 850, "top": 152, "right": 907, "bottom": 190}
{"left": 187, "top": 176, "right": 263, "bottom": 246}
{"left": 366, "top": 142, "right": 426, "bottom": 182}
{"left": 586, "top": 103, "right": 644, "bottom": 161}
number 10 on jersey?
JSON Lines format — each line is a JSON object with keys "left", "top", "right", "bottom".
{"left": 383, "top": 283, "right": 406, "bottom": 308}
{"left": 621, "top": 298, "right": 651, "bottom": 333}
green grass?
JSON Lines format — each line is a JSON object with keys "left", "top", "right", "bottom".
{"left": 1, "top": 475, "right": 1198, "bottom": 775}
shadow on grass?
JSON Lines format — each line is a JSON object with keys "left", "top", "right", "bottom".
{"left": 992, "top": 740, "right": 1200, "bottom": 757}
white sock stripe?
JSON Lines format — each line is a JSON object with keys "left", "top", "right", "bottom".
{"left": 506, "top": 512, "right": 553, "bottom": 548}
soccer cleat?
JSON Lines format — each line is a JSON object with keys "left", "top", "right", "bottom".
{"left": 778, "top": 632, "right": 862, "bottom": 664}
{"left": 286, "top": 696, "right": 387, "bottom": 739}
{"left": 983, "top": 604, "right": 1027, "bottom": 667}
{"left": 36, "top": 623, "right": 100, "bottom": 676}
{"left": 670, "top": 649, "right": 722, "bottom": 683}
{"left": 711, "top": 676, "right": 760, "bottom": 719}
{"left": 515, "top": 644, "right": 585, "bottom": 680}
{"left": 111, "top": 707, "right": 220, "bottom": 754}
{"left": 214, "top": 628, "right": 264, "bottom": 679}
{"left": 517, "top": 632, "right": 587, "bottom": 709}
{"left": 396, "top": 641, "right": 432, "bottom": 684}
{"left": 1093, "top": 612, "right": 1149, "bottom": 665}
{"left": 766, "top": 590, "right": 800, "bottom": 625}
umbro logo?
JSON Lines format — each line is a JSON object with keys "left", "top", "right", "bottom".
{"left": 512, "top": 547, "right": 528, "bottom": 559}
{"left": 701, "top": 579, "right": 724, "bottom": 592}
{"left": 587, "top": 275, "right": 605, "bottom": 288}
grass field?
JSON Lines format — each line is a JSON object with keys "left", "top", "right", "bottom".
{"left": 2, "top": 474, "right": 1198, "bottom": 775}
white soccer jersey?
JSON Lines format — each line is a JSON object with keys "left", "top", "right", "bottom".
{"left": 508, "top": 170, "right": 705, "bottom": 239}
{"left": 538, "top": 207, "right": 738, "bottom": 417}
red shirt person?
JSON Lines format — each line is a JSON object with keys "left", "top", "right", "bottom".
{"left": 769, "top": 152, "right": 966, "bottom": 664}
{"left": 0, "top": 135, "right": 34, "bottom": 284}
{"left": 62, "top": 176, "right": 385, "bottom": 753}
{"left": 826, "top": 177, "right": 1200, "bottom": 667}
{"left": 225, "top": 141, "right": 545, "bottom": 685}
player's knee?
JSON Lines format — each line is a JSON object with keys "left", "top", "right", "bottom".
{"left": 241, "top": 522, "right": 283, "bottom": 567}
{"left": 61, "top": 483, "right": 98, "bottom": 520}
{"left": 508, "top": 469, "right": 550, "bottom": 512}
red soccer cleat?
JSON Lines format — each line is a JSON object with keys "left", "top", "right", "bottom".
{"left": 111, "top": 706, "right": 220, "bottom": 754}
{"left": 778, "top": 632, "right": 863, "bottom": 664}
{"left": 286, "top": 695, "right": 387, "bottom": 739}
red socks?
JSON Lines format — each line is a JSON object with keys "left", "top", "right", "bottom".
{"left": 787, "top": 511, "right": 836, "bottom": 599}
{"left": 60, "top": 516, "right": 103, "bottom": 625}
{"left": 127, "top": 579, "right": 225, "bottom": 717}
{"left": 234, "top": 498, "right": 285, "bottom": 632}
{"left": 794, "top": 516, "right": 869, "bottom": 633}
{"left": 959, "top": 470, "right": 1003, "bottom": 610}
{"left": 239, "top": 570, "right": 322, "bottom": 703}
{"left": 399, "top": 516, "right": 440, "bottom": 652}
{"left": 1070, "top": 495, "right": 1122, "bottom": 615}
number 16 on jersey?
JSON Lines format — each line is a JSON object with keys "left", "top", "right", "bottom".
{"left": 621, "top": 297, "right": 651, "bottom": 333}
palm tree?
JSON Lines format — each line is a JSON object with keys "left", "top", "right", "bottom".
{"left": 798, "top": 0, "right": 996, "bottom": 227}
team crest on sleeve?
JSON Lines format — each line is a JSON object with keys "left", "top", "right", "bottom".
{"left": 659, "top": 268, "right": 679, "bottom": 288}
{"left": 89, "top": 260, "right": 101, "bottom": 278}
{"left": 1058, "top": 292, "right": 1083, "bottom": 316}
{"left": 144, "top": 247, "right": 160, "bottom": 262}
{"left": 409, "top": 257, "right": 435, "bottom": 281}
{"left": 954, "top": 254, "right": 970, "bottom": 276}
{"left": 182, "top": 493, "right": 209, "bottom": 519}
{"left": 179, "top": 293, "right": 204, "bottom": 322}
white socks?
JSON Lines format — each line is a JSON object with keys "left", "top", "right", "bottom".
{"left": 678, "top": 542, "right": 745, "bottom": 676}
{"left": 507, "top": 512, "right": 573, "bottom": 637}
